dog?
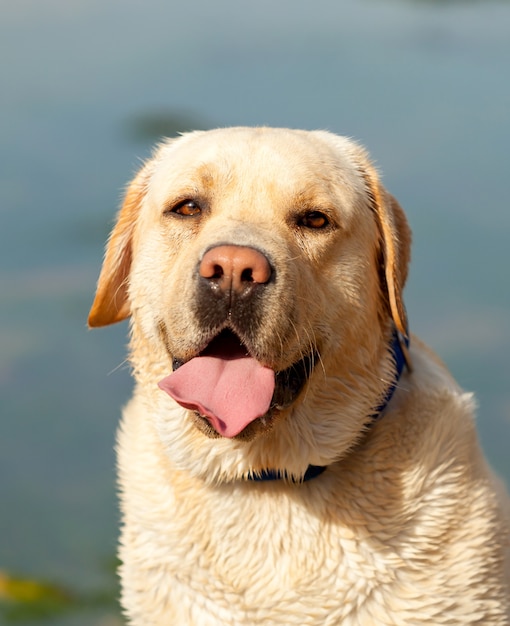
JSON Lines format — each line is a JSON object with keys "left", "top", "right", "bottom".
{"left": 89, "top": 127, "right": 510, "bottom": 624}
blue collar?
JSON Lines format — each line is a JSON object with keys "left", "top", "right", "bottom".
{"left": 247, "top": 327, "right": 410, "bottom": 483}
{"left": 371, "top": 327, "right": 409, "bottom": 421}
{"left": 249, "top": 464, "right": 327, "bottom": 483}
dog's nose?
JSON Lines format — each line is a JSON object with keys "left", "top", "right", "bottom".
{"left": 199, "top": 245, "right": 272, "bottom": 295}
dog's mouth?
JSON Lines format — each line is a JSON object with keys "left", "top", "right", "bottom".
{"left": 158, "top": 329, "right": 317, "bottom": 439}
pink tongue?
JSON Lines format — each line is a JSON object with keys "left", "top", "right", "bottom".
{"left": 158, "top": 354, "right": 275, "bottom": 438}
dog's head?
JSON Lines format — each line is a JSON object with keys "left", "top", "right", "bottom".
{"left": 89, "top": 127, "right": 411, "bottom": 482}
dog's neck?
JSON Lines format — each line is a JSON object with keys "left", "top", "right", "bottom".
{"left": 247, "top": 326, "right": 410, "bottom": 483}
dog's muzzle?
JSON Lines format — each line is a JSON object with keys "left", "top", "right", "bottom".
{"left": 158, "top": 244, "right": 317, "bottom": 440}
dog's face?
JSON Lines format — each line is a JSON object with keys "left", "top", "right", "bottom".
{"left": 89, "top": 127, "right": 411, "bottom": 482}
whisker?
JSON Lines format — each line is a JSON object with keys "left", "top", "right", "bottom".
{"left": 108, "top": 357, "right": 131, "bottom": 376}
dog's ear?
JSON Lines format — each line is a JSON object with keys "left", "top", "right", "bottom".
{"left": 88, "top": 165, "right": 150, "bottom": 327}
{"left": 363, "top": 165, "right": 412, "bottom": 343}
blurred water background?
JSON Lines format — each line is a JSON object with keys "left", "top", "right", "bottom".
{"left": 1, "top": 0, "right": 509, "bottom": 623}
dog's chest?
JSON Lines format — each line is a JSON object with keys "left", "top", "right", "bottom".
{"left": 122, "top": 479, "right": 404, "bottom": 625}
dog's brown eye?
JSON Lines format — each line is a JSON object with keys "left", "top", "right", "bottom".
{"left": 299, "top": 211, "right": 329, "bottom": 229}
{"left": 171, "top": 200, "right": 201, "bottom": 217}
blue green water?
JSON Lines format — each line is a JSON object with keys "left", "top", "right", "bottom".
{"left": 1, "top": 1, "right": 509, "bottom": 623}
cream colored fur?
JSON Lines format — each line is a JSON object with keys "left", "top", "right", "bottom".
{"left": 89, "top": 127, "right": 510, "bottom": 624}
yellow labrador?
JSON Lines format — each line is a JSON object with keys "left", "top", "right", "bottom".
{"left": 89, "top": 127, "right": 510, "bottom": 625}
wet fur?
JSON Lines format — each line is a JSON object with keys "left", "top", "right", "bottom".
{"left": 89, "top": 127, "right": 510, "bottom": 624}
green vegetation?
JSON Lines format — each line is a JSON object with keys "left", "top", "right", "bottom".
{"left": 125, "top": 110, "right": 211, "bottom": 143}
{"left": 0, "top": 570, "right": 122, "bottom": 624}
